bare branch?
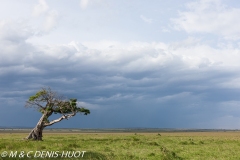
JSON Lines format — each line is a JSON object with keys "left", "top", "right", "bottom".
{"left": 25, "top": 101, "right": 45, "bottom": 109}
{"left": 43, "top": 112, "right": 76, "bottom": 127}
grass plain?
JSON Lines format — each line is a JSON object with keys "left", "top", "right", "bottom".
{"left": 1, "top": 130, "right": 240, "bottom": 159}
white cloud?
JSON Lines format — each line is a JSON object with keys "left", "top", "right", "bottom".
{"left": 82, "top": 40, "right": 240, "bottom": 70}
{"left": 172, "top": 0, "right": 240, "bottom": 40}
{"left": 161, "top": 27, "right": 170, "bottom": 33}
{"left": 0, "top": 20, "right": 33, "bottom": 42}
{"left": 1, "top": 20, "right": 239, "bottom": 84}
{"left": 32, "top": 0, "right": 49, "bottom": 16}
{"left": 80, "top": 0, "right": 89, "bottom": 9}
{"left": 79, "top": 0, "right": 108, "bottom": 10}
{"left": 43, "top": 10, "right": 59, "bottom": 32}
{"left": 31, "top": 0, "right": 59, "bottom": 33}
{"left": 140, "top": 15, "right": 153, "bottom": 24}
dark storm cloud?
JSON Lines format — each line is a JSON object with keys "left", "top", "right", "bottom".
{"left": 1, "top": 20, "right": 240, "bottom": 129}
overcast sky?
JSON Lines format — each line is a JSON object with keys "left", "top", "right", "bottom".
{"left": 1, "top": 0, "right": 240, "bottom": 129}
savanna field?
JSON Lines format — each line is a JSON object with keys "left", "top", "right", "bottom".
{"left": 1, "top": 131, "right": 240, "bottom": 160}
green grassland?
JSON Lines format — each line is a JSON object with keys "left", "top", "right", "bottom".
{"left": 1, "top": 131, "right": 240, "bottom": 160}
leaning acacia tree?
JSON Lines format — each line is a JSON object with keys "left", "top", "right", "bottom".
{"left": 25, "top": 87, "right": 90, "bottom": 140}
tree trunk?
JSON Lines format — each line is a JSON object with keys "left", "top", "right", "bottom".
{"left": 26, "top": 114, "right": 45, "bottom": 140}
{"left": 25, "top": 110, "right": 75, "bottom": 140}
